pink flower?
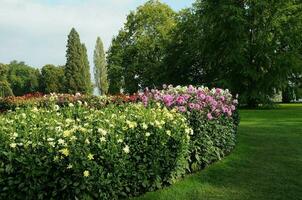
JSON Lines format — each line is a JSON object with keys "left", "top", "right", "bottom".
{"left": 141, "top": 95, "right": 148, "bottom": 106}
{"left": 178, "top": 106, "right": 187, "bottom": 113}
{"left": 194, "top": 104, "right": 201, "bottom": 110}
{"left": 176, "top": 96, "right": 186, "bottom": 105}
{"left": 197, "top": 92, "right": 206, "bottom": 100}
{"left": 188, "top": 103, "right": 195, "bottom": 110}
{"left": 231, "top": 105, "right": 236, "bottom": 111}
{"left": 187, "top": 85, "right": 196, "bottom": 94}
{"left": 216, "top": 88, "right": 222, "bottom": 94}
{"left": 207, "top": 113, "right": 213, "bottom": 120}
{"left": 163, "top": 95, "right": 174, "bottom": 107}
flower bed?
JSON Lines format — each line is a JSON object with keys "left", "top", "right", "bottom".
{"left": 137, "top": 85, "right": 239, "bottom": 170}
{"left": 0, "top": 85, "right": 240, "bottom": 199}
{"left": 0, "top": 103, "right": 190, "bottom": 199}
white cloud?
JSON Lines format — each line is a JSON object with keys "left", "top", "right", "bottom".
{"left": 0, "top": 0, "right": 193, "bottom": 69}
{"left": 0, "top": 0, "right": 138, "bottom": 67}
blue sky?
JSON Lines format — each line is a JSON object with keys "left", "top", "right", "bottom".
{"left": 0, "top": 0, "right": 194, "bottom": 68}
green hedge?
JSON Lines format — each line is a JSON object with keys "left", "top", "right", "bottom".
{"left": 0, "top": 103, "right": 190, "bottom": 199}
{"left": 187, "top": 111, "right": 237, "bottom": 171}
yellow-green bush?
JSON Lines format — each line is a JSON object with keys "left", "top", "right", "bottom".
{"left": 0, "top": 103, "right": 191, "bottom": 199}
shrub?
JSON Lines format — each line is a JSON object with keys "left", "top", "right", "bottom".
{"left": 0, "top": 103, "right": 190, "bottom": 199}
{"left": 188, "top": 111, "right": 236, "bottom": 171}
{"left": 137, "top": 85, "right": 239, "bottom": 169}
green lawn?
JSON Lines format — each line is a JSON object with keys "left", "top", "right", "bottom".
{"left": 134, "top": 104, "right": 302, "bottom": 200}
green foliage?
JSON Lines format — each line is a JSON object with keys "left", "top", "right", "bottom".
{"left": 107, "top": 0, "right": 176, "bottom": 94}
{"left": 0, "top": 63, "right": 13, "bottom": 97}
{"left": 65, "top": 28, "right": 92, "bottom": 94}
{"left": 94, "top": 37, "right": 109, "bottom": 95}
{"left": 0, "top": 81, "right": 13, "bottom": 98}
{"left": 0, "top": 103, "right": 190, "bottom": 199}
{"left": 40, "top": 64, "right": 65, "bottom": 94}
{"left": 187, "top": 111, "right": 237, "bottom": 172}
{"left": 0, "top": 63, "right": 9, "bottom": 81}
{"left": 165, "top": 0, "right": 302, "bottom": 107}
{"left": 7, "top": 61, "right": 41, "bottom": 96}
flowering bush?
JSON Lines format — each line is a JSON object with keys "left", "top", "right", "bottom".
{"left": 138, "top": 85, "right": 238, "bottom": 120}
{"left": 137, "top": 85, "right": 239, "bottom": 170}
{"left": 0, "top": 93, "right": 111, "bottom": 112}
{"left": 0, "top": 103, "right": 190, "bottom": 199}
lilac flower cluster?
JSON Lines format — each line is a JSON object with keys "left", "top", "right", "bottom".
{"left": 138, "top": 85, "right": 238, "bottom": 120}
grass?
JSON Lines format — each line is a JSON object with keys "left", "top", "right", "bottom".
{"left": 134, "top": 104, "right": 302, "bottom": 200}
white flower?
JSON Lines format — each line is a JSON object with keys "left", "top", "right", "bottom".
{"left": 48, "top": 141, "right": 55, "bottom": 147}
{"left": 185, "top": 128, "right": 194, "bottom": 135}
{"left": 54, "top": 105, "right": 60, "bottom": 111}
{"left": 85, "top": 138, "right": 90, "bottom": 144}
{"left": 145, "top": 132, "right": 151, "bottom": 137}
{"left": 77, "top": 100, "right": 82, "bottom": 106}
{"left": 70, "top": 136, "right": 77, "bottom": 141}
{"left": 58, "top": 139, "right": 65, "bottom": 145}
{"left": 83, "top": 170, "right": 90, "bottom": 177}
{"left": 68, "top": 103, "right": 74, "bottom": 107}
{"left": 67, "top": 164, "right": 73, "bottom": 169}
{"left": 123, "top": 145, "right": 130, "bottom": 154}
{"left": 100, "top": 137, "right": 106, "bottom": 142}
{"left": 87, "top": 153, "right": 94, "bottom": 160}
{"left": 10, "top": 143, "right": 17, "bottom": 148}
{"left": 141, "top": 123, "right": 148, "bottom": 130}
{"left": 12, "top": 132, "right": 18, "bottom": 138}
{"left": 98, "top": 128, "right": 107, "bottom": 136}
{"left": 55, "top": 126, "right": 62, "bottom": 132}
{"left": 21, "top": 113, "right": 26, "bottom": 118}
{"left": 31, "top": 107, "right": 39, "bottom": 112}
{"left": 117, "top": 139, "right": 123, "bottom": 143}
{"left": 166, "top": 130, "right": 171, "bottom": 136}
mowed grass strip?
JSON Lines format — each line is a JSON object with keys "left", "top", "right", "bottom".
{"left": 134, "top": 104, "right": 302, "bottom": 200}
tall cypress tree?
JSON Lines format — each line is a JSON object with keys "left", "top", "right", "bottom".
{"left": 65, "top": 28, "right": 91, "bottom": 94}
{"left": 93, "top": 37, "right": 108, "bottom": 95}
{"left": 81, "top": 43, "right": 92, "bottom": 94}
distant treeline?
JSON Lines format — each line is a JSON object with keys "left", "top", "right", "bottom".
{"left": 0, "top": 28, "right": 108, "bottom": 97}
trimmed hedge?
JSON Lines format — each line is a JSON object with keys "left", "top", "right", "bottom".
{"left": 137, "top": 85, "right": 239, "bottom": 169}
{"left": 0, "top": 85, "right": 240, "bottom": 199}
{"left": 0, "top": 103, "right": 191, "bottom": 199}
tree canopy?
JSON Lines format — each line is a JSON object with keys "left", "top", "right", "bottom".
{"left": 40, "top": 64, "right": 65, "bottom": 94}
{"left": 107, "top": 0, "right": 177, "bottom": 94}
{"left": 7, "top": 61, "right": 40, "bottom": 96}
